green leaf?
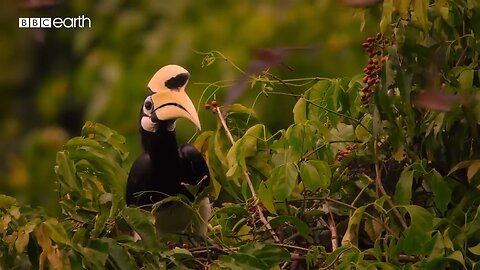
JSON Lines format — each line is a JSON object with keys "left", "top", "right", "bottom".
{"left": 268, "top": 163, "right": 298, "bottom": 200}
{"left": 104, "top": 240, "right": 136, "bottom": 270}
{"left": 43, "top": 218, "right": 71, "bottom": 246}
{"left": 238, "top": 243, "right": 290, "bottom": 267}
{"left": 324, "top": 246, "right": 352, "bottom": 268}
{"left": 469, "top": 243, "right": 480, "bottom": 255}
{"left": 330, "top": 123, "right": 355, "bottom": 141}
{"left": 257, "top": 182, "right": 276, "bottom": 214}
{"left": 0, "top": 195, "right": 16, "bottom": 208}
{"left": 164, "top": 247, "right": 194, "bottom": 260}
{"left": 300, "top": 160, "right": 331, "bottom": 191}
{"left": 428, "top": 171, "right": 451, "bottom": 214}
{"left": 75, "top": 240, "right": 109, "bottom": 269}
{"left": 269, "top": 215, "right": 313, "bottom": 242}
{"left": 397, "top": 205, "right": 435, "bottom": 254}
{"left": 286, "top": 124, "right": 315, "bottom": 162}
{"left": 413, "top": 0, "right": 430, "bottom": 31}
{"left": 393, "top": 168, "right": 413, "bottom": 206}
{"left": 218, "top": 253, "right": 269, "bottom": 270}
{"left": 55, "top": 151, "right": 80, "bottom": 192}
{"left": 422, "top": 251, "right": 466, "bottom": 269}
{"left": 355, "top": 115, "right": 371, "bottom": 142}
{"left": 380, "top": 0, "right": 394, "bottom": 34}
{"left": 394, "top": 0, "right": 412, "bottom": 19}
{"left": 305, "top": 80, "right": 332, "bottom": 122}
{"left": 458, "top": 68, "right": 474, "bottom": 90}
{"left": 293, "top": 97, "right": 308, "bottom": 124}
{"left": 120, "top": 207, "right": 157, "bottom": 250}
{"left": 423, "top": 231, "right": 445, "bottom": 259}
{"left": 342, "top": 205, "right": 367, "bottom": 246}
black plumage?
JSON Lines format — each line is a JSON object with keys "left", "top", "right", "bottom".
{"left": 126, "top": 120, "right": 209, "bottom": 206}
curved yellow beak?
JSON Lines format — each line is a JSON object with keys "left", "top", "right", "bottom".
{"left": 151, "top": 91, "right": 201, "bottom": 130}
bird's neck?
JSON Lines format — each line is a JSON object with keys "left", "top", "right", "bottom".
{"left": 140, "top": 128, "right": 180, "bottom": 162}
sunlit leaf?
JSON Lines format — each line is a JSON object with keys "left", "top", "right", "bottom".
{"left": 413, "top": 0, "right": 430, "bottom": 31}
{"left": 293, "top": 97, "right": 308, "bottom": 124}
{"left": 380, "top": 0, "right": 393, "bottom": 33}
{"left": 0, "top": 195, "right": 16, "bottom": 208}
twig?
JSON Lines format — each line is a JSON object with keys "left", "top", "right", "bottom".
{"left": 263, "top": 71, "right": 299, "bottom": 101}
{"left": 216, "top": 106, "right": 281, "bottom": 243}
{"left": 324, "top": 201, "right": 338, "bottom": 251}
{"left": 373, "top": 140, "right": 408, "bottom": 230}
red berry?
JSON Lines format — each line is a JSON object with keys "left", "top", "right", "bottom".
{"left": 376, "top": 33, "right": 382, "bottom": 39}
{"left": 367, "top": 37, "right": 375, "bottom": 42}
{"left": 363, "top": 67, "right": 370, "bottom": 74}
{"left": 211, "top": 100, "right": 218, "bottom": 107}
{"left": 205, "top": 103, "right": 211, "bottom": 109}
{"left": 381, "top": 57, "right": 386, "bottom": 63}
{"left": 363, "top": 76, "right": 369, "bottom": 83}
{"left": 362, "top": 42, "right": 369, "bottom": 48}
{"left": 372, "top": 59, "right": 378, "bottom": 64}
{"left": 368, "top": 59, "right": 373, "bottom": 64}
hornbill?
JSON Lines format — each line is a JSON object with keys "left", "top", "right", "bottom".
{"left": 126, "top": 65, "right": 210, "bottom": 237}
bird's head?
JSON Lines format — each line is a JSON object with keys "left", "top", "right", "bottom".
{"left": 140, "top": 65, "right": 201, "bottom": 133}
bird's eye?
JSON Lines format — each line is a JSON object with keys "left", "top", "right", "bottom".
{"left": 144, "top": 100, "right": 153, "bottom": 111}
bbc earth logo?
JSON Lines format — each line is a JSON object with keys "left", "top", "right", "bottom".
{"left": 19, "top": 15, "right": 91, "bottom": 28}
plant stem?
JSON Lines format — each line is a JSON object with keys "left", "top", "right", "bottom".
{"left": 216, "top": 106, "right": 281, "bottom": 243}
{"left": 324, "top": 200, "right": 338, "bottom": 251}
{"left": 373, "top": 140, "right": 408, "bottom": 230}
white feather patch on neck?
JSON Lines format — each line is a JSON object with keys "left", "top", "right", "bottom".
{"left": 141, "top": 116, "right": 157, "bottom": 132}
{"left": 166, "top": 121, "right": 176, "bottom": 132}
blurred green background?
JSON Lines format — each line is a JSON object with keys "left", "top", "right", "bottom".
{"left": 0, "top": 0, "right": 376, "bottom": 213}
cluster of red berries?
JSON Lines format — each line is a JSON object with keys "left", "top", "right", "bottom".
{"left": 360, "top": 33, "right": 388, "bottom": 106}
{"left": 336, "top": 144, "right": 358, "bottom": 161}
{"left": 204, "top": 100, "right": 219, "bottom": 113}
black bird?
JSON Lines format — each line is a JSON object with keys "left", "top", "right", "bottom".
{"left": 126, "top": 65, "right": 210, "bottom": 237}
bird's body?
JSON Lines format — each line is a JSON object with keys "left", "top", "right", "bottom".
{"left": 126, "top": 65, "right": 210, "bottom": 237}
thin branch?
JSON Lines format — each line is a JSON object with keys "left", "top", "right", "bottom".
{"left": 216, "top": 106, "right": 281, "bottom": 243}
{"left": 324, "top": 200, "right": 338, "bottom": 251}
{"left": 374, "top": 140, "right": 408, "bottom": 230}
{"left": 263, "top": 72, "right": 299, "bottom": 101}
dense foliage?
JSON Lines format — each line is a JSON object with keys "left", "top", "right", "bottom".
{"left": 2, "top": 0, "right": 480, "bottom": 269}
